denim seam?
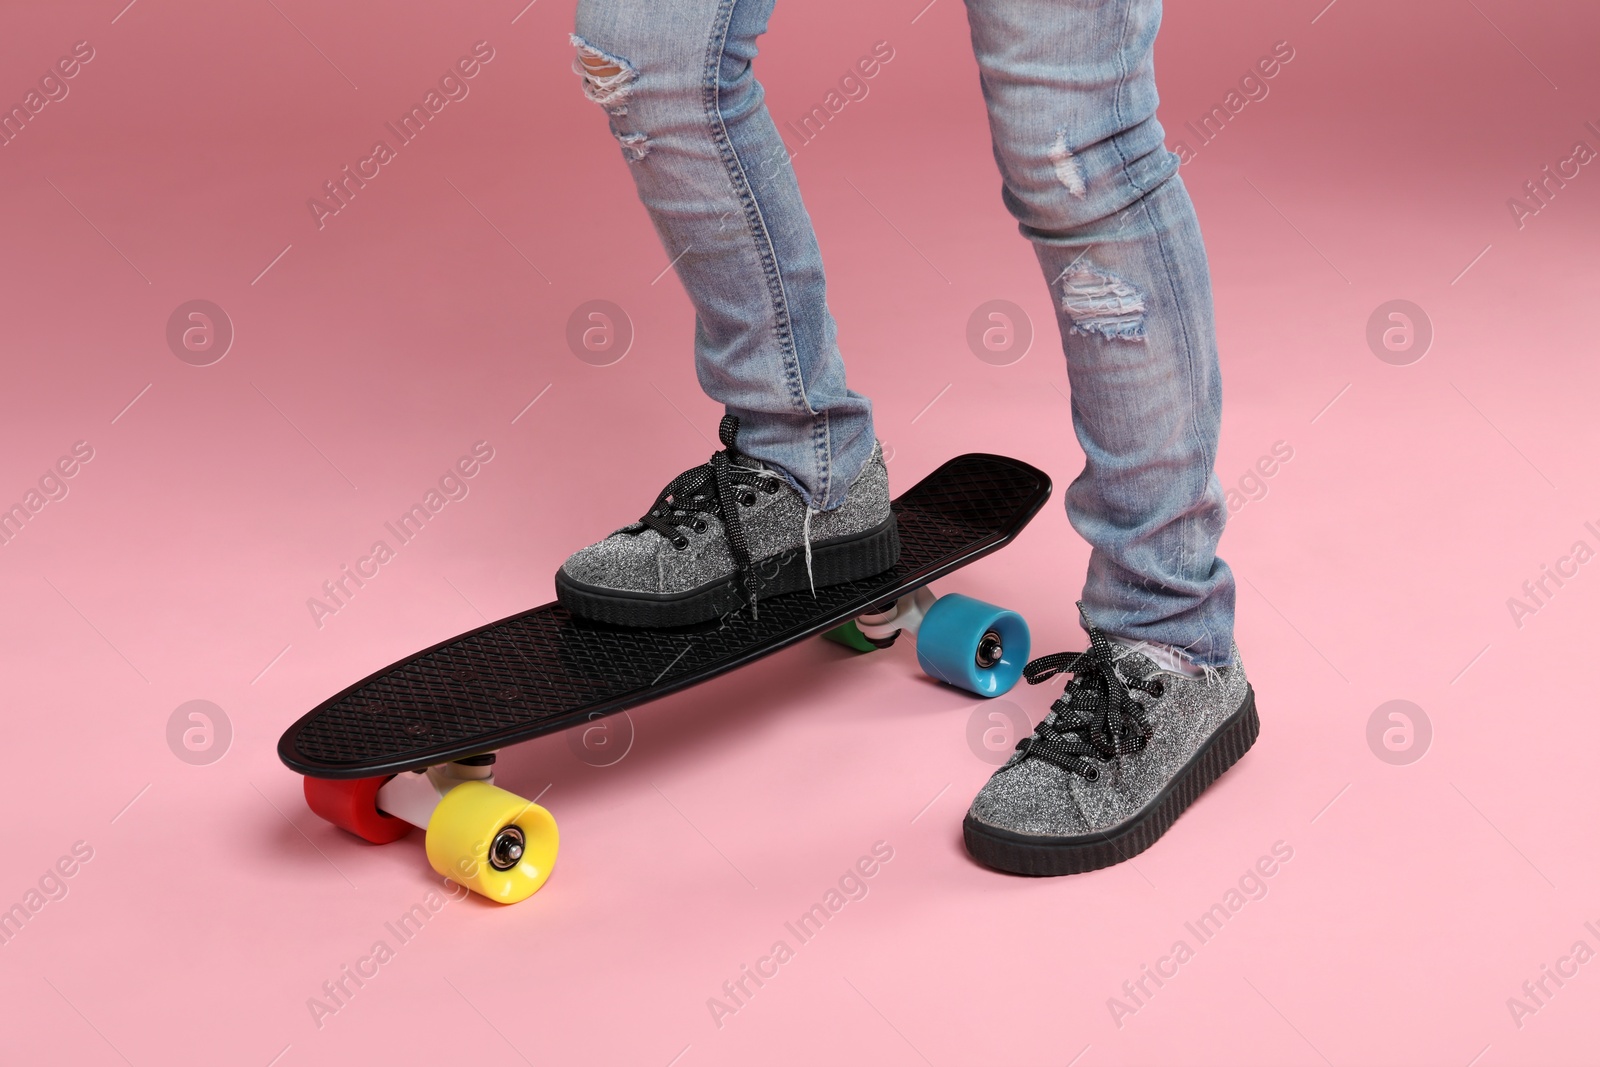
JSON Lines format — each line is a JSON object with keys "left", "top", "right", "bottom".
{"left": 816, "top": 410, "right": 832, "bottom": 507}
{"left": 702, "top": 0, "right": 829, "bottom": 505}
{"left": 1146, "top": 181, "right": 1220, "bottom": 661}
{"left": 1111, "top": 1, "right": 1219, "bottom": 661}
{"left": 1113, "top": 2, "right": 1171, "bottom": 202}
{"left": 1110, "top": 1, "right": 1143, "bottom": 199}
{"left": 702, "top": 2, "right": 792, "bottom": 401}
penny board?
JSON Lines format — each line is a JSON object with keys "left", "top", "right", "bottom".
{"left": 278, "top": 453, "right": 1052, "bottom": 780}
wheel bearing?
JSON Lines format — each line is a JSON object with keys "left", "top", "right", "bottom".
{"left": 489, "top": 826, "right": 526, "bottom": 871}
{"left": 975, "top": 630, "right": 1004, "bottom": 669}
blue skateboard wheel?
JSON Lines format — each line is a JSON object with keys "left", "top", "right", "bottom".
{"left": 915, "top": 593, "right": 1029, "bottom": 697}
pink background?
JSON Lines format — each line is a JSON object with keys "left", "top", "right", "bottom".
{"left": 3, "top": 0, "right": 1598, "bottom": 1063}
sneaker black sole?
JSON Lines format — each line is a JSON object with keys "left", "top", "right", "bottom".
{"left": 554, "top": 515, "right": 901, "bottom": 628}
{"left": 963, "top": 685, "right": 1259, "bottom": 876}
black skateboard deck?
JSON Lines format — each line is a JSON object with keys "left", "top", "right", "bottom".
{"left": 279, "top": 453, "right": 1051, "bottom": 780}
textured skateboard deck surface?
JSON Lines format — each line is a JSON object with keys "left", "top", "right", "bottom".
{"left": 279, "top": 453, "right": 1051, "bottom": 779}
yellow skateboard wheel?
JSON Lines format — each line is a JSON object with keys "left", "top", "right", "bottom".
{"left": 424, "top": 781, "right": 558, "bottom": 904}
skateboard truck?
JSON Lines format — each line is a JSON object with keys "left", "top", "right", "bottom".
{"left": 372, "top": 757, "right": 494, "bottom": 829}
{"left": 854, "top": 586, "right": 936, "bottom": 644}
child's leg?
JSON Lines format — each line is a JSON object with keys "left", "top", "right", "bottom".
{"left": 962, "top": 0, "right": 1234, "bottom": 666}
{"left": 557, "top": 0, "right": 893, "bottom": 627}
{"left": 960, "top": 0, "right": 1257, "bottom": 879}
{"left": 571, "top": 0, "right": 874, "bottom": 510}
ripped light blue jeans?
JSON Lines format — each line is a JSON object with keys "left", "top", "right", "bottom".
{"left": 570, "top": 0, "right": 1236, "bottom": 666}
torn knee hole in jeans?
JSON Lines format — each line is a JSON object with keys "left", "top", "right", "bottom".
{"left": 571, "top": 35, "right": 650, "bottom": 158}
{"left": 571, "top": 35, "right": 637, "bottom": 114}
{"left": 1059, "top": 263, "right": 1147, "bottom": 341}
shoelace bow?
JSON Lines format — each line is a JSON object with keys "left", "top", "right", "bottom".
{"left": 632, "top": 414, "right": 780, "bottom": 617}
{"left": 1012, "top": 604, "right": 1164, "bottom": 783}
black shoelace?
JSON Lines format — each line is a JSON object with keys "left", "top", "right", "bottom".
{"left": 631, "top": 414, "right": 781, "bottom": 616}
{"left": 1012, "top": 602, "right": 1164, "bottom": 783}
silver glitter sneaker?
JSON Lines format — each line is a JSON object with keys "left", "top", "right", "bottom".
{"left": 555, "top": 415, "right": 897, "bottom": 627}
{"left": 964, "top": 604, "right": 1258, "bottom": 876}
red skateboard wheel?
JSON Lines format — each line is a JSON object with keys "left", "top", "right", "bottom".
{"left": 303, "top": 775, "right": 413, "bottom": 843}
